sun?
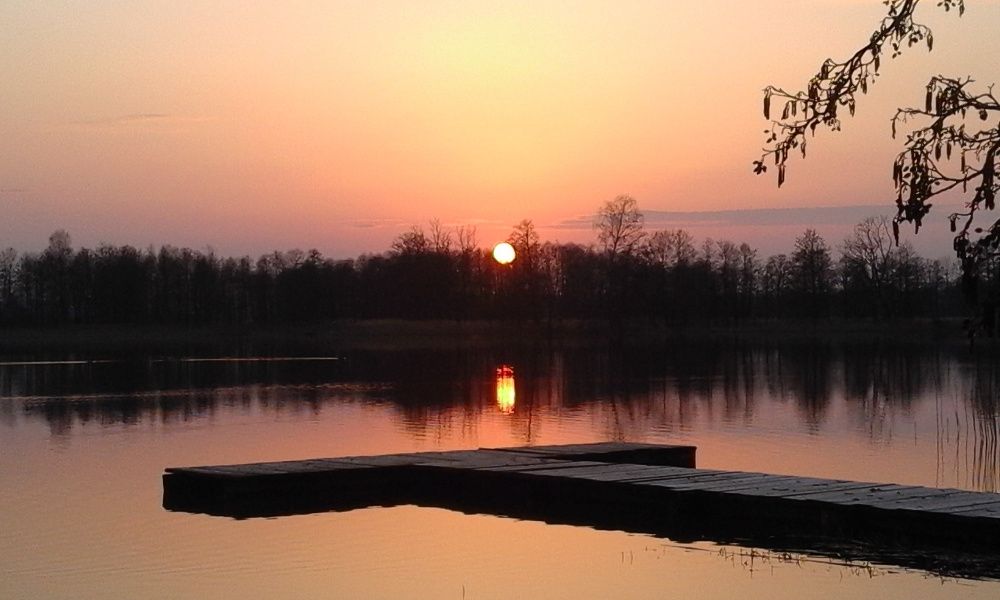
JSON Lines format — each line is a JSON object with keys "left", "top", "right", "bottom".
{"left": 492, "top": 242, "right": 516, "bottom": 265}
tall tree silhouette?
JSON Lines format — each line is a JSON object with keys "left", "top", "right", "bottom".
{"left": 595, "top": 195, "right": 645, "bottom": 259}
{"left": 507, "top": 220, "right": 543, "bottom": 319}
{"left": 594, "top": 195, "right": 645, "bottom": 320}
{"left": 791, "top": 229, "right": 834, "bottom": 318}
{"left": 840, "top": 216, "right": 903, "bottom": 317}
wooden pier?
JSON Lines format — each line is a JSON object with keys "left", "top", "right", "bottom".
{"left": 163, "top": 442, "right": 1000, "bottom": 579}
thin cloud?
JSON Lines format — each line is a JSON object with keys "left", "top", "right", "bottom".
{"left": 347, "top": 217, "right": 507, "bottom": 229}
{"left": 76, "top": 113, "right": 170, "bottom": 126}
{"left": 70, "top": 113, "right": 212, "bottom": 129}
{"left": 553, "top": 205, "right": 896, "bottom": 230}
{"left": 345, "top": 218, "right": 408, "bottom": 229}
{"left": 446, "top": 218, "right": 506, "bottom": 227}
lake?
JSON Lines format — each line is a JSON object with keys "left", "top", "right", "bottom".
{"left": 2, "top": 335, "right": 1000, "bottom": 599}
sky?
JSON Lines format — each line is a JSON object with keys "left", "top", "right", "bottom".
{"left": 2, "top": 0, "right": 999, "bottom": 259}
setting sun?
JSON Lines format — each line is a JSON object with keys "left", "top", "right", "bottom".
{"left": 492, "top": 242, "right": 516, "bottom": 265}
{"left": 493, "top": 242, "right": 517, "bottom": 265}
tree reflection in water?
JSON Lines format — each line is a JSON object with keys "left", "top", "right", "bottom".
{"left": 3, "top": 340, "right": 1000, "bottom": 491}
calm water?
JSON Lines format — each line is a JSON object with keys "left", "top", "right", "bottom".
{"left": 2, "top": 338, "right": 1000, "bottom": 599}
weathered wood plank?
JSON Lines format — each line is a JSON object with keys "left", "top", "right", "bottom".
{"left": 876, "top": 491, "right": 1000, "bottom": 511}
{"left": 748, "top": 484, "right": 919, "bottom": 505}
{"left": 637, "top": 472, "right": 783, "bottom": 491}
{"left": 493, "top": 442, "right": 697, "bottom": 468}
{"left": 945, "top": 501, "right": 1000, "bottom": 517}
{"left": 778, "top": 480, "right": 886, "bottom": 497}
{"left": 429, "top": 449, "right": 560, "bottom": 466}
{"left": 650, "top": 475, "right": 832, "bottom": 497}
{"left": 520, "top": 463, "right": 677, "bottom": 480}
{"left": 690, "top": 476, "right": 859, "bottom": 495}
{"left": 497, "top": 442, "right": 654, "bottom": 455}
{"left": 479, "top": 460, "right": 610, "bottom": 473}
{"left": 620, "top": 470, "right": 754, "bottom": 487}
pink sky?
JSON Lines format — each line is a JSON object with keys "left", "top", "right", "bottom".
{"left": 2, "top": 1, "right": 998, "bottom": 259}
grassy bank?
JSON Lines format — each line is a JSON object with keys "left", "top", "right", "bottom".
{"left": 0, "top": 317, "right": 980, "bottom": 356}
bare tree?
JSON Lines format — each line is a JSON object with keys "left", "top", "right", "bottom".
{"left": 41, "top": 230, "right": 74, "bottom": 323}
{"left": 763, "top": 254, "right": 792, "bottom": 300}
{"left": 428, "top": 219, "right": 453, "bottom": 254}
{"left": 391, "top": 226, "right": 429, "bottom": 256}
{"left": 507, "top": 219, "right": 540, "bottom": 265}
{"left": 840, "top": 216, "right": 915, "bottom": 316}
{"left": 643, "top": 229, "right": 696, "bottom": 268}
{"left": 45, "top": 230, "right": 72, "bottom": 260}
{"left": 595, "top": 195, "right": 645, "bottom": 258}
{"left": 791, "top": 229, "right": 834, "bottom": 317}
{"left": 717, "top": 240, "right": 740, "bottom": 303}
{"left": 455, "top": 225, "right": 477, "bottom": 255}
{"left": 0, "top": 247, "right": 17, "bottom": 315}
{"left": 841, "top": 217, "right": 896, "bottom": 289}
{"left": 506, "top": 219, "right": 544, "bottom": 317}
{"left": 738, "top": 243, "right": 759, "bottom": 314}
{"left": 755, "top": 0, "right": 1000, "bottom": 271}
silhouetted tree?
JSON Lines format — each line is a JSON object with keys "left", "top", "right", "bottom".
{"left": 595, "top": 195, "right": 645, "bottom": 258}
{"left": 69, "top": 247, "right": 95, "bottom": 323}
{"left": 391, "top": 226, "right": 430, "bottom": 256}
{"left": 428, "top": 219, "right": 453, "bottom": 254}
{"left": 0, "top": 228, "right": 971, "bottom": 327}
{"left": 507, "top": 219, "right": 540, "bottom": 265}
{"left": 0, "top": 248, "right": 18, "bottom": 322}
{"left": 555, "top": 243, "right": 602, "bottom": 319}
{"left": 754, "top": 0, "right": 1000, "bottom": 330}
{"left": 386, "top": 225, "right": 456, "bottom": 318}
{"left": 791, "top": 229, "right": 834, "bottom": 317}
{"left": 506, "top": 220, "right": 544, "bottom": 318}
{"left": 452, "top": 226, "right": 484, "bottom": 320}
{"left": 840, "top": 216, "right": 898, "bottom": 316}
{"left": 715, "top": 240, "right": 741, "bottom": 319}
{"left": 41, "top": 230, "right": 73, "bottom": 323}
{"left": 594, "top": 196, "right": 646, "bottom": 321}
{"left": 643, "top": 229, "right": 696, "bottom": 268}
{"left": 640, "top": 229, "right": 700, "bottom": 321}
{"left": 737, "top": 243, "right": 759, "bottom": 318}
{"left": 761, "top": 254, "right": 792, "bottom": 317}
{"left": 890, "top": 242, "right": 925, "bottom": 316}
{"left": 923, "top": 257, "right": 961, "bottom": 319}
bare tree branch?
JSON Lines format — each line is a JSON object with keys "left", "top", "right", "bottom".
{"left": 755, "top": 0, "right": 1000, "bottom": 282}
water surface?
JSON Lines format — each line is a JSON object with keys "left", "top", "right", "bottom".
{"left": 2, "top": 339, "right": 1000, "bottom": 598}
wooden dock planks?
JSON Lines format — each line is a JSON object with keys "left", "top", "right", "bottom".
{"left": 162, "top": 442, "right": 1000, "bottom": 578}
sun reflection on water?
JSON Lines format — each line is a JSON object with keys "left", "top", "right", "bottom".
{"left": 495, "top": 365, "right": 515, "bottom": 414}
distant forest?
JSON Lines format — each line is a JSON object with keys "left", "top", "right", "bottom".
{"left": 0, "top": 212, "right": 989, "bottom": 327}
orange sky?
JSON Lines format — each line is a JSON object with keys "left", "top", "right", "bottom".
{"left": 2, "top": 1, "right": 999, "bottom": 258}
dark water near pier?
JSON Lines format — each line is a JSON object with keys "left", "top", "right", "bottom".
{"left": 3, "top": 338, "right": 1000, "bottom": 598}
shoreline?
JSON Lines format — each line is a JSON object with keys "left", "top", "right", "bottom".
{"left": 0, "top": 317, "right": 982, "bottom": 353}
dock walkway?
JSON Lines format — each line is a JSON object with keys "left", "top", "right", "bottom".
{"left": 163, "top": 442, "right": 1000, "bottom": 578}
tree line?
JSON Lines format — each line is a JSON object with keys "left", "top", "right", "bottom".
{"left": 0, "top": 201, "right": 986, "bottom": 328}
